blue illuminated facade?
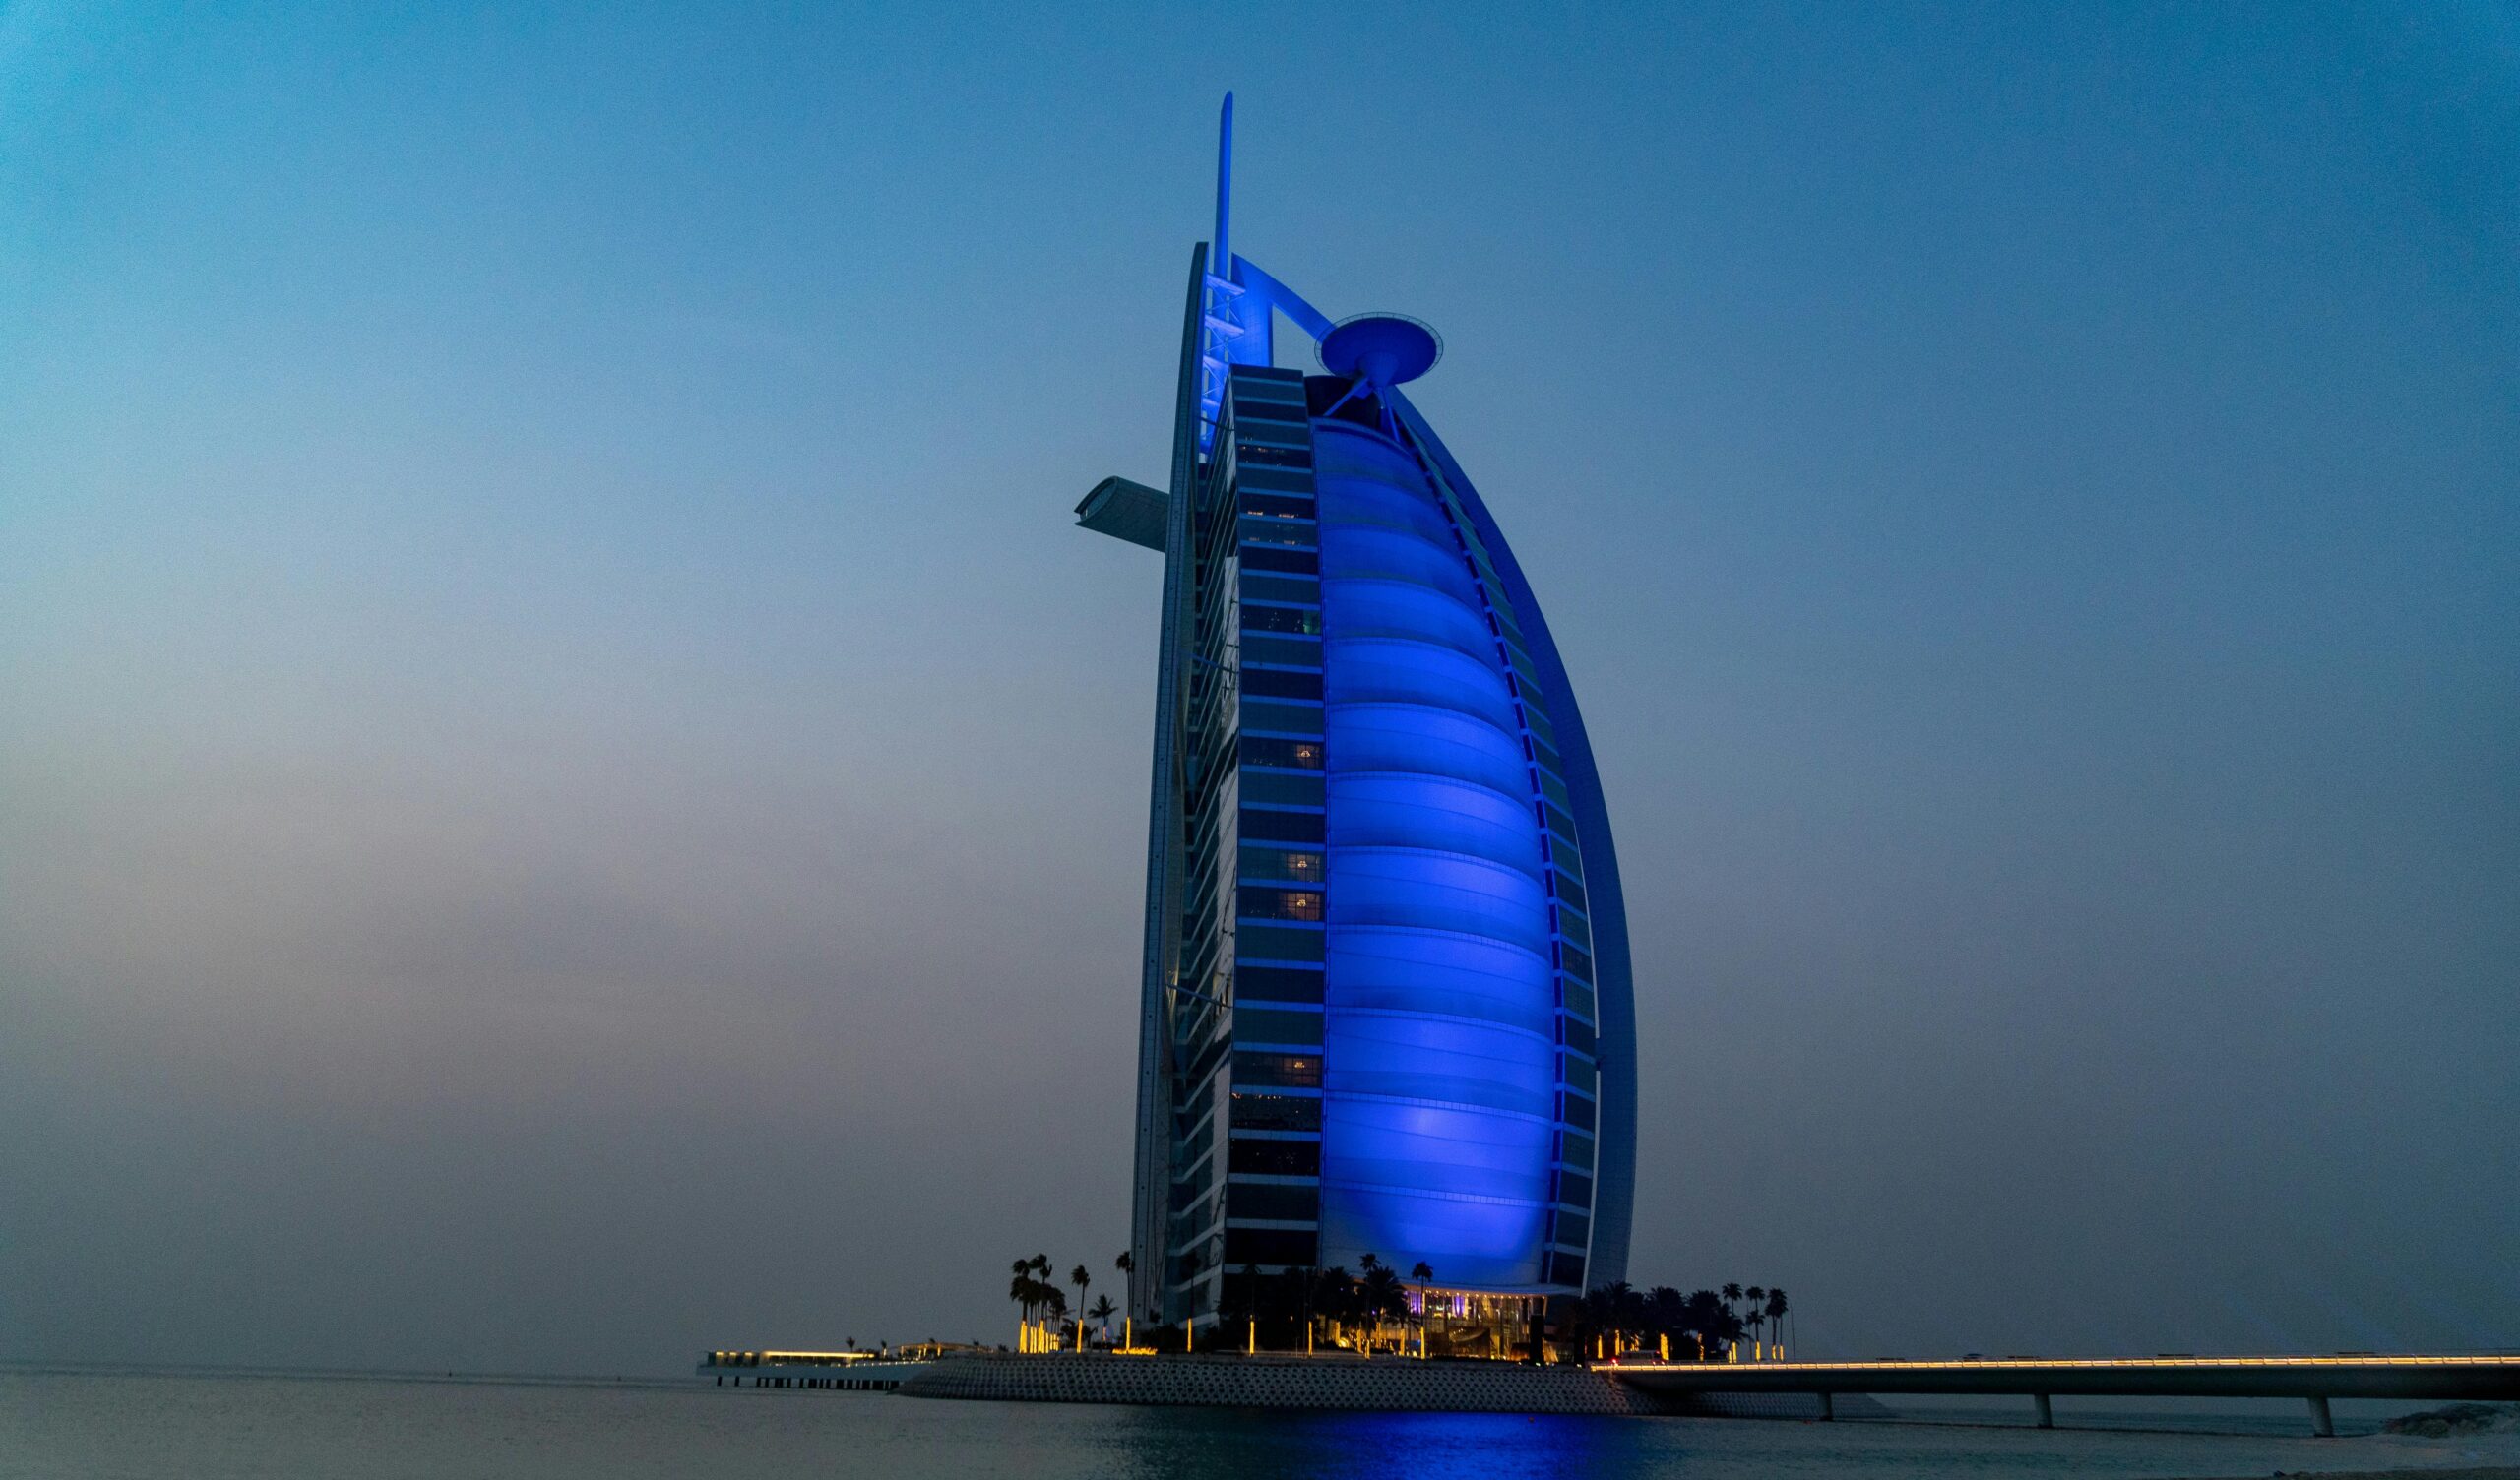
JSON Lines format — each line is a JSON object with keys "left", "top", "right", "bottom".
{"left": 1078, "top": 98, "right": 1634, "bottom": 1328}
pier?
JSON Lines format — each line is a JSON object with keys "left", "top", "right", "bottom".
{"left": 1605, "top": 1353, "right": 2520, "bottom": 1435}
{"left": 697, "top": 1350, "right": 931, "bottom": 1391}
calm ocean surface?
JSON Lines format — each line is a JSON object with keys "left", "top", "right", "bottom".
{"left": 6, "top": 1370, "right": 2513, "bottom": 1480}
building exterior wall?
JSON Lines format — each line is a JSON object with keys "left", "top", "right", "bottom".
{"left": 1123, "top": 247, "right": 1633, "bottom": 1325}
{"left": 1125, "top": 246, "right": 1217, "bottom": 1325}
{"left": 1182, "top": 368, "right": 1329, "bottom": 1316}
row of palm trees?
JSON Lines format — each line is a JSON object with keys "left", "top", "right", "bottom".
{"left": 1008, "top": 1252, "right": 1127, "bottom": 1349}
{"left": 1007, "top": 1250, "right": 1791, "bottom": 1363}
{"left": 1728, "top": 1282, "right": 1792, "bottom": 1357}
{"left": 1216, "top": 1254, "right": 1427, "bottom": 1349}
{"left": 1569, "top": 1281, "right": 1792, "bottom": 1361}
{"left": 1007, "top": 1250, "right": 1437, "bottom": 1353}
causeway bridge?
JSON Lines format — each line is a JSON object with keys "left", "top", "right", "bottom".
{"left": 1605, "top": 1353, "right": 2520, "bottom": 1435}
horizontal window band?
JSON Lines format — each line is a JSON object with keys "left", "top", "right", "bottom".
{"left": 1318, "top": 921, "right": 1552, "bottom": 970}
{"left": 1321, "top": 769, "right": 1533, "bottom": 812}
{"left": 1307, "top": 1089, "right": 1559, "bottom": 1129}
{"left": 1311, "top": 1178, "right": 1552, "bottom": 1212}
{"left": 1325, "top": 1005, "right": 1559, "bottom": 1051}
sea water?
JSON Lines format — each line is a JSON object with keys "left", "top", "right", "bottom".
{"left": 7, "top": 1369, "right": 2515, "bottom": 1479}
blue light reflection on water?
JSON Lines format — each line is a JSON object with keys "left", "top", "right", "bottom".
{"left": 1101, "top": 1406, "right": 1642, "bottom": 1480}
{"left": 7, "top": 1372, "right": 2498, "bottom": 1480}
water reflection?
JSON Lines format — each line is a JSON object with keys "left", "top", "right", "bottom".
{"left": 8, "top": 1372, "right": 2491, "bottom": 1480}
{"left": 1102, "top": 1407, "right": 1654, "bottom": 1480}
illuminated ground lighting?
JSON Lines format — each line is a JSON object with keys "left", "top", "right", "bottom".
{"left": 1602, "top": 1355, "right": 2520, "bottom": 1370}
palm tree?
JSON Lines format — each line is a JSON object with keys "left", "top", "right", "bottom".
{"left": 1408, "top": 1263, "right": 1435, "bottom": 1350}
{"left": 1721, "top": 1282, "right": 1743, "bottom": 1325}
{"left": 1012, "top": 1261, "right": 1059, "bottom": 1347}
{"left": 1089, "top": 1294, "right": 1117, "bottom": 1345}
{"left": 1314, "top": 1265, "right": 1356, "bottom": 1345}
{"left": 1645, "top": 1286, "right": 1684, "bottom": 1355}
{"left": 1684, "top": 1289, "right": 1737, "bottom": 1361}
{"left": 1764, "top": 1288, "right": 1790, "bottom": 1359}
{"left": 1745, "top": 1287, "right": 1767, "bottom": 1352}
{"left": 1357, "top": 1256, "right": 1407, "bottom": 1350}
{"left": 1069, "top": 1265, "right": 1092, "bottom": 1348}
{"left": 1030, "top": 1254, "right": 1054, "bottom": 1344}
{"left": 1602, "top": 1281, "right": 1638, "bottom": 1354}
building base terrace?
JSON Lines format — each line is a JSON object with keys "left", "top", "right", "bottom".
{"left": 892, "top": 1352, "right": 1887, "bottom": 1417}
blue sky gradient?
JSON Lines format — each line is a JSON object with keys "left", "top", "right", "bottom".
{"left": 2, "top": 1, "right": 2514, "bottom": 1373}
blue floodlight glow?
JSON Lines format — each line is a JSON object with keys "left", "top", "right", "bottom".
{"left": 1386, "top": 385, "right": 1638, "bottom": 1291}
{"left": 1314, "top": 421, "right": 1559, "bottom": 1289}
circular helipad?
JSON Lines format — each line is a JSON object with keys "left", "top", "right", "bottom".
{"left": 1319, "top": 313, "right": 1443, "bottom": 387}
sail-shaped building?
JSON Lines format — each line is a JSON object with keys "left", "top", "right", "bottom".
{"left": 1077, "top": 98, "right": 1635, "bottom": 1340}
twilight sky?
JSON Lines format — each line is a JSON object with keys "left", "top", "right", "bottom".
{"left": 3, "top": 1, "right": 2514, "bottom": 1377}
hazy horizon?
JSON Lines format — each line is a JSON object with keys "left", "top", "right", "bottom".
{"left": 3, "top": 1, "right": 2514, "bottom": 1378}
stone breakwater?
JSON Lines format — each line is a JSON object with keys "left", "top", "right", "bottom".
{"left": 894, "top": 1352, "right": 1882, "bottom": 1419}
